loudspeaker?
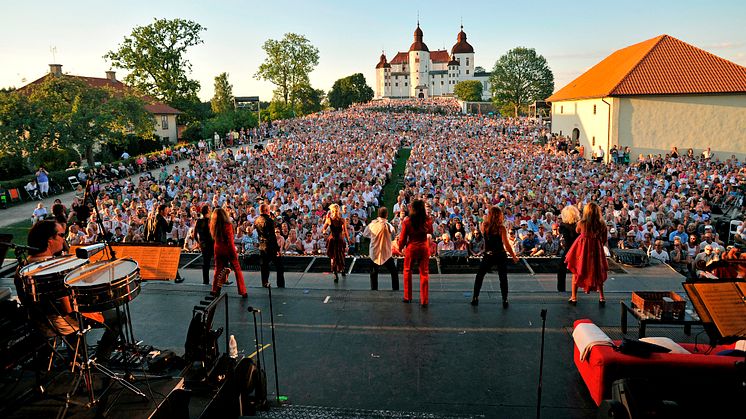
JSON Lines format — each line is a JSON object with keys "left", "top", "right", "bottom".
{"left": 602, "top": 378, "right": 680, "bottom": 419}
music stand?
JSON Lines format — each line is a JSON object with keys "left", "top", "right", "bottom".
{"left": 682, "top": 279, "right": 746, "bottom": 345}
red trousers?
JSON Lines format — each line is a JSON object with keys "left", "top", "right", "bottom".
{"left": 403, "top": 242, "right": 430, "bottom": 304}
{"left": 213, "top": 247, "right": 247, "bottom": 295}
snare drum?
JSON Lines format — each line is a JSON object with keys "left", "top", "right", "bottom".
{"left": 64, "top": 259, "right": 141, "bottom": 313}
{"left": 19, "top": 256, "right": 89, "bottom": 305}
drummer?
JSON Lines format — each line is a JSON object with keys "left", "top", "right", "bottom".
{"left": 16, "top": 220, "right": 123, "bottom": 363}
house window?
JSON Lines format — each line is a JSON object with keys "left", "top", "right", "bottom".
{"left": 593, "top": 104, "right": 597, "bottom": 115}
{"left": 560, "top": 105, "right": 564, "bottom": 114}
{"left": 161, "top": 115, "right": 168, "bottom": 130}
{"left": 163, "top": 137, "right": 169, "bottom": 142}
{"left": 592, "top": 137, "right": 596, "bottom": 146}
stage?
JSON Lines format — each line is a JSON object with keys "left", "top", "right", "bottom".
{"left": 0, "top": 259, "right": 722, "bottom": 418}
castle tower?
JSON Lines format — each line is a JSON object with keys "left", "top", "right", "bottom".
{"left": 375, "top": 52, "right": 391, "bottom": 98}
{"left": 451, "top": 25, "right": 475, "bottom": 82}
{"left": 408, "top": 22, "right": 430, "bottom": 98}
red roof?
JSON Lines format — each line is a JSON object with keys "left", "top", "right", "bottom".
{"left": 390, "top": 52, "right": 408, "bottom": 65}
{"left": 430, "top": 50, "right": 450, "bottom": 63}
{"left": 19, "top": 73, "right": 181, "bottom": 115}
{"left": 548, "top": 34, "right": 746, "bottom": 102}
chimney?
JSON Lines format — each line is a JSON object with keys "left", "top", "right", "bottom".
{"left": 105, "top": 70, "right": 116, "bottom": 81}
{"left": 49, "top": 64, "right": 62, "bottom": 76}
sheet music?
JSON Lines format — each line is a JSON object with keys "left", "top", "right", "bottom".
{"left": 694, "top": 283, "right": 746, "bottom": 338}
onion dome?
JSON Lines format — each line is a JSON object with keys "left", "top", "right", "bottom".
{"left": 376, "top": 53, "right": 390, "bottom": 69}
{"left": 409, "top": 23, "right": 429, "bottom": 52}
{"left": 451, "top": 25, "right": 474, "bottom": 54}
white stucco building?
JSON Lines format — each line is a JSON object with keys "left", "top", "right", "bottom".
{"left": 375, "top": 24, "right": 491, "bottom": 100}
{"left": 548, "top": 35, "right": 746, "bottom": 161}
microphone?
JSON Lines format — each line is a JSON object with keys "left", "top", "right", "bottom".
{"left": 247, "top": 306, "right": 261, "bottom": 313}
{"left": 75, "top": 243, "right": 106, "bottom": 259}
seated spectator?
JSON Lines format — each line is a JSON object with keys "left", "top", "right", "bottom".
{"left": 693, "top": 244, "right": 719, "bottom": 278}
{"left": 183, "top": 227, "right": 200, "bottom": 252}
{"left": 607, "top": 228, "right": 620, "bottom": 249}
{"left": 508, "top": 229, "right": 522, "bottom": 255}
{"left": 649, "top": 240, "right": 670, "bottom": 263}
{"left": 437, "top": 233, "right": 455, "bottom": 253}
{"left": 25, "top": 180, "right": 40, "bottom": 199}
{"left": 66, "top": 224, "right": 85, "bottom": 246}
{"left": 469, "top": 230, "right": 485, "bottom": 257}
{"left": 620, "top": 230, "right": 640, "bottom": 250}
{"left": 521, "top": 230, "right": 539, "bottom": 256}
{"left": 453, "top": 232, "right": 468, "bottom": 251}
{"left": 532, "top": 233, "right": 559, "bottom": 256}
{"left": 301, "top": 231, "right": 317, "bottom": 255}
{"left": 32, "top": 202, "right": 48, "bottom": 223}
{"left": 668, "top": 223, "right": 688, "bottom": 244}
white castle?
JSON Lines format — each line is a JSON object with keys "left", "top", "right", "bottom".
{"left": 375, "top": 23, "right": 491, "bottom": 100}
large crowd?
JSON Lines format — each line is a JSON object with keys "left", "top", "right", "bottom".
{"left": 35, "top": 98, "right": 746, "bottom": 279}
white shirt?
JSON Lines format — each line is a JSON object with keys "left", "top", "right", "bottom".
{"left": 362, "top": 217, "right": 394, "bottom": 265}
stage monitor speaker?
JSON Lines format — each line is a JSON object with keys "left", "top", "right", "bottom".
{"left": 604, "top": 378, "right": 680, "bottom": 419}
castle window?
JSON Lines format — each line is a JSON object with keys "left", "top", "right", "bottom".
{"left": 395, "top": 83, "right": 398, "bottom": 87}
{"left": 466, "top": 58, "right": 470, "bottom": 66}
{"left": 466, "top": 70, "right": 469, "bottom": 75}
{"left": 441, "top": 81, "right": 444, "bottom": 85}
{"left": 404, "top": 82, "right": 407, "bottom": 86}
{"left": 395, "top": 75, "right": 398, "bottom": 80}
{"left": 415, "top": 58, "right": 420, "bottom": 63}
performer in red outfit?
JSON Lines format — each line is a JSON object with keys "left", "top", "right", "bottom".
{"left": 210, "top": 207, "right": 247, "bottom": 297}
{"left": 564, "top": 202, "right": 608, "bottom": 306}
{"left": 397, "top": 199, "right": 434, "bottom": 307}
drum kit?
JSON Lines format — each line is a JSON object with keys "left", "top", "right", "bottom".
{"left": 17, "top": 251, "right": 147, "bottom": 410}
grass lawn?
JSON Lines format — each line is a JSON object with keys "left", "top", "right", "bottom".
{"left": 380, "top": 147, "right": 411, "bottom": 220}
{"left": 1, "top": 219, "right": 32, "bottom": 260}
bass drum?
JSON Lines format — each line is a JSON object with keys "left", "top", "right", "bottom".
{"left": 64, "top": 258, "right": 140, "bottom": 313}
{"left": 19, "top": 256, "right": 89, "bottom": 307}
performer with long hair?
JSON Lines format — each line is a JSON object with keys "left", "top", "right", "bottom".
{"left": 210, "top": 208, "right": 247, "bottom": 297}
{"left": 323, "top": 203, "right": 349, "bottom": 282}
{"left": 397, "top": 199, "right": 433, "bottom": 307}
{"left": 471, "top": 206, "right": 519, "bottom": 308}
{"left": 565, "top": 202, "right": 608, "bottom": 306}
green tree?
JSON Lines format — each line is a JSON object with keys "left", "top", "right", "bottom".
{"left": 255, "top": 33, "right": 319, "bottom": 106}
{"left": 26, "top": 77, "right": 153, "bottom": 165}
{"left": 489, "top": 47, "right": 554, "bottom": 117}
{"left": 292, "top": 82, "right": 325, "bottom": 116}
{"left": 327, "top": 73, "right": 374, "bottom": 109}
{"left": 211, "top": 72, "right": 233, "bottom": 114}
{"left": 104, "top": 18, "right": 205, "bottom": 108}
{"left": 453, "top": 80, "right": 484, "bottom": 102}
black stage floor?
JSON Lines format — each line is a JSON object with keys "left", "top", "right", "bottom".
{"left": 0, "top": 261, "right": 722, "bottom": 418}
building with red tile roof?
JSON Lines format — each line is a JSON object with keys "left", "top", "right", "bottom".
{"left": 20, "top": 64, "right": 182, "bottom": 143}
{"left": 548, "top": 35, "right": 746, "bottom": 160}
{"left": 375, "top": 24, "right": 491, "bottom": 100}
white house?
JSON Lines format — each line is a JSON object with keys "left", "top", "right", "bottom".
{"left": 376, "top": 24, "right": 491, "bottom": 100}
{"left": 548, "top": 35, "right": 746, "bottom": 161}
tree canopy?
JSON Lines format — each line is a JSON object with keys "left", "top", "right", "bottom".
{"left": 255, "top": 33, "right": 319, "bottom": 106}
{"left": 104, "top": 18, "right": 205, "bottom": 118}
{"left": 488, "top": 47, "right": 554, "bottom": 117}
{"left": 327, "top": 73, "right": 374, "bottom": 109}
{"left": 453, "top": 80, "right": 484, "bottom": 102}
{"left": 0, "top": 76, "right": 154, "bottom": 168}
{"left": 211, "top": 72, "right": 233, "bottom": 114}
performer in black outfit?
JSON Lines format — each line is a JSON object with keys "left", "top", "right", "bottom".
{"left": 557, "top": 205, "right": 581, "bottom": 292}
{"left": 145, "top": 204, "right": 173, "bottom": 244}
{"left": 471, "top": 206, "right": 519, "bottom": 308}
{"left": 194, "top": 204, "right": 214, "bottom": 285}
{"left": 254, "top": 204, "right": 285, "bottom": 288}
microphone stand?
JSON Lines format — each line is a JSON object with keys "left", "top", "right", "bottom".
{"left": 536, "top": 308, "right": 548, "bottom": 419}
{"left": 83, "top": 179, "right": 116, "bottom": 261}
{"left": 266, "top": 283, "right": 281, "bottom": 405}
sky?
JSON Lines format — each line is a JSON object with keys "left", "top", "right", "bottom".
{"left": 1, "top": 0, "right": 745, "bottom": 102}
